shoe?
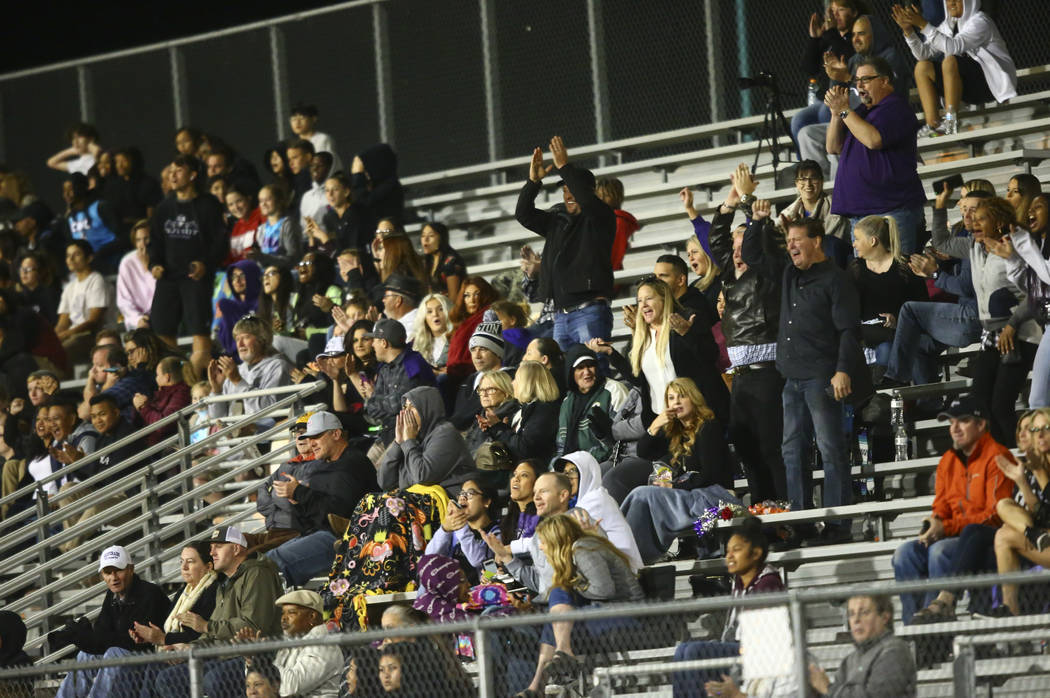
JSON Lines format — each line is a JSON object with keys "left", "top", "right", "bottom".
{"left": 974, "top": 605, "right": 1017, "bottom": 619}
{"left": 911, "top": 599, "right": 956, "bottom": 624}
{"left": 543, "top": 650, "right": 581, "bottom": 685}
{"left": 917, "top": 123, "right": 942, "bottom": 138}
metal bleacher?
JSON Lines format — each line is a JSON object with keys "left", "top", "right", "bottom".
{"left": 5, "top": 66, "right": 1050, "bottom": 697}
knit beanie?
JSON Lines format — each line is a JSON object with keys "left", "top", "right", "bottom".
{"left": 469, "top": 309, "right": 505, "bottom": 358}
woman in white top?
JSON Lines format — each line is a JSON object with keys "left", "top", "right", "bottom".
{"left": 412, "top": 293, "right": 453, "bottom": 372}
{"left": 46, "top": 123, "right": 100, "bottom": 175}
{"left": 116, "top": 220, "right": 157, "bottom": 330}
{"left": 596, "top": 277, "right": 730, "bottom": 428}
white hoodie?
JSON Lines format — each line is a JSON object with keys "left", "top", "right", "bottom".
{"left": 904, "top": 0, "right": 1016, "bottom": 103}
{"left": 564, "top": 450, "right": 644, "bottom": 571}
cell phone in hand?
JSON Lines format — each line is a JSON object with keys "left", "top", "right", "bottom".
{"left": 931, "top": 173, "right": 963, "bottom": 196}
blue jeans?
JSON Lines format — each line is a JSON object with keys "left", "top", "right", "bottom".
{"left": 781, "top": 377, "right": 851, "bottom": 519}
{"left": 154, "top": 657, "right": 244, "bottom": 698}
{"left": 553, "top": 301, "right": 612, "bottom": 352}
{"left": 790, "top": 102, "right": 830, "bottom": 145}
{"left": 672, "top": 641, "right": 740, "bottom": 698}
{"left": 885, "top": 301, "right": 981, "bottom": 385}
{"left": 893, "top": 536, "right": 962, "bottom": 623}
{"left": 849, "top": 205, "right": 925, "bottom": 256}
{"left": 267, "top": 529, "right": 337, "bottom": 586}
{"left": 56, "top": 647, "right": 136, "bottom": 698}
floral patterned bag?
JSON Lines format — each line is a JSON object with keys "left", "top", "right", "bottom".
{"left": 322, "top": 490, "right": 442, "bottom": 626}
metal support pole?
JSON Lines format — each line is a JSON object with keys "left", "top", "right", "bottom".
{"left": 586, "top": 0, "right": 611, "bottom": 166}
{"left": 703, "top": 0, "right": 722, "bottom": 145}
{"left": 169, "top": 47, "right": 189, "bottom": 128}
{"left": 372, "top": 2, "right": 394, "bottom": 145}
{"left": 34, "top": 490, "right": 52, "bottom": 639}
{"left": 188, "top": 647, "right": 203, "bottom": 698}
{"left": 270, "top": 26, "right": 290, "bottom": 141}
{"left": 478, "top": 0, "right": 503, "bottom": 184}
{"left": 0, "top": 91, "right": 6, "bottom": 162}
{"left": 76, "top": 65, "right": 94, "bottom": 123}
{"left": 788, "top": 593, "right": 808, "bottom": 698}
{"left": 735, "top": 0, "right": 751, "bottom": 118}
{"left": 953, "top": 639, "right": 977, "bottom": 698}
{"left": 474, "top": 625, "right": 492, "bottom": 698}
{"left": 177, "top": 415, "right": 195, "bottom": 523}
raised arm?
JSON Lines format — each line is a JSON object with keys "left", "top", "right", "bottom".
{"left": 514, "top": 148, "right": 555, "bottom": 235}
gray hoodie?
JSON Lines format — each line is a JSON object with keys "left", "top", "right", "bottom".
{"left": 378, "top": 386, "right": 473, "bottom": 496}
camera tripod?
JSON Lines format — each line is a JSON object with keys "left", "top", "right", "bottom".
{"left": 751, "top": 85, "right": 794, "bottom": 177}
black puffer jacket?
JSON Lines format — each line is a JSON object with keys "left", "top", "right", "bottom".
{"left": 709, "top": 210, "right": 781, "bottom": 348}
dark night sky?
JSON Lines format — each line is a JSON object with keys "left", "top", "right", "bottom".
{"left": 0, "top": 1, "right": 334, "bottom": 72}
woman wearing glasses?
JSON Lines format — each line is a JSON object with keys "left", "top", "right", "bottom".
{"left": 215, "top": 260, "right": 262, "bottom": 357}
{"left": 463, "top": 369, "right": 514, "bottom": 455}
{"left": 291, "top": 252, "right": 343, "bottom": 349}
{"left": 423, "top": 478, "right": 500, "bottom": 582}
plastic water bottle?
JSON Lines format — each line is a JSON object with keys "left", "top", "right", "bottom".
{"left": 894, "top": 425, "right": 909, "bottom": 462}
{"left": 890, "top": 391, "right": 904, "bottom": 427}
{"left": 807, "top": 78, "right": 820, "bottom": 106}
{"left": 858, "top": 428, "right": 876, "bottom": 499}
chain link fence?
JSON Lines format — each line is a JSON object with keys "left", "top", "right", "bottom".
{"left": 4, "top": 570, "right": 1048, "bottom": 696}
{"left": 2, "top": 0, "right": 1049, "bottom": 207}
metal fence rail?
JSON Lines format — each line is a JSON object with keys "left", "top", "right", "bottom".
{"left": 0, "top": 571, "right": 1045, "bottom": 698}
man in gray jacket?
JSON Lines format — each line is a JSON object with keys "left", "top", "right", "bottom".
{"left": 207, "top": 315, "right": 291, "bottom": 432}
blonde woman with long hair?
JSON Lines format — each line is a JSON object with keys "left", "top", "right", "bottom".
{"left": 522, "top": 513, "right": 644, "bottom": 695}
{"left": 848, "top": 215, "right": 928, "bottom": 371}
{"left": 617, "top": 378, "right": 739, "bottom": 563}
{"left": 592, "top": 277, "right": 729, "bottom": 428}
{"left": 412, "top": 293, "right": 453, "bottom": 371}
{"left": 482, "top": 360, "right": 561, "bottom": 463}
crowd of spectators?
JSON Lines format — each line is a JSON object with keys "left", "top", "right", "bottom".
{"left": 2, "top": 1, "right": 1048, "bottom": 693}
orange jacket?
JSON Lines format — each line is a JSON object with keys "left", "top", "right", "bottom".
{"left": 931, "top": 431, "right": 1013, "bottom": 536}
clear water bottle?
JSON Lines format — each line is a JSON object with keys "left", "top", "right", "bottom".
{"left": 894, "top": 425, "right": 909, "bottom": 461}
{"left": 858, "top": 428, "right": 875, "bottom": 499}
{"left": 807, "top": 78, "right": 820, "bottom": 106}
{"left": 890, "top": 391, "right": 904, "bottom": 427}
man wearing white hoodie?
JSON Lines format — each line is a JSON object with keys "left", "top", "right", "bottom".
{"left": 893, "top": 0, "right": 1017, "bottom": 136}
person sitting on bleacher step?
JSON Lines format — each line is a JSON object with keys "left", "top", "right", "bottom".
{"left": 260, "top": 410, "right": 378, "bottom": 587}
{"left": 892, "top": 395, "right": 1014, "bottom": 623}
{"left": 50, "top": 545, "right": 171, "bottom": 698}
{"left": 672, "top": 517, "right": 787, "bottom": 698}
{"left": 207, "top": 314, "right": 292, "bottom": 437}
{"left": 152, "top": 525, "right": 283, "bottom": 698}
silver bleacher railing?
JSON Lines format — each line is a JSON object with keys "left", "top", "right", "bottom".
{"left": 0, "top": 380, "right": 325, "bottom": 653}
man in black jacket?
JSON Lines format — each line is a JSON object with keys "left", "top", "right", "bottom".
{"left": 263, "top": 411, "right": 379, "bottom": 585}
{"left": 51, "top": 545, "right": 170, "bottom": 697}
{"left": 147, "top": 153, "right": 227, "bottom": 378}
{"left": 708, "top": 192, "right": 787, "bottom": 503}
{"left": 515, "top": 136, "right": 616, "bottom": 351}
{"left": 743, "top": 214, "right": 867, "bottom": 546}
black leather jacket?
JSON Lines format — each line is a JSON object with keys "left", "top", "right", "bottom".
{"left": 709, "top": 210, "right": 781, "bottom": 348}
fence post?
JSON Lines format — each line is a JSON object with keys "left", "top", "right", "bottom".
{"left": 76, "top": 65, "right": 94, "bottom": 124}
{"left": 475, "top": 622, "right": 492, "bottom": 698}
{"left": 35, "top": 488, "right": 53, "bottom": 639}
{"left": 177, "top": 415, "right": 196, "bottom": 525}
{"left": 703, "top": 0, "right": 722, "bottom": 144}
{"left": 585, "top": 0, "right": 611, "bottom": 166}
{"left": 169, "top": 46, "right": 189, "bottom": 128}
{"left": 372, "top": 2, "right": 394, "bottom": 145}
{"left": 953, "top": 638, "right": 977, "bottom": 698}
{"left": 269, "top": 25, "right": 290, "bottom": 142}
{"left": 478, "top": 0, "right": 503, "bottom": 185}
{"left": 188, "top": 647, "right": 203, "bottom": 698}
{"left": 788, "top": 592, "right": 808, "bottom": 696}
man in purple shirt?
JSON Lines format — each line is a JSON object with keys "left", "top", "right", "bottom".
{"left": 826, "top": 55, "right": 926, "bottom": 255}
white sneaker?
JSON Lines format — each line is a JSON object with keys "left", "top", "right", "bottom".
{"left": 917, "top": 123, "right": 942, "bottom": 138}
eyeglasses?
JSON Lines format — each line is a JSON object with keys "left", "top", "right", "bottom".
{"left": 263, "top": 270, "right": 280, "bottom": 277}
{"left": 298, "top": 260, "right": 314, "bottom": 268}
{"left": 229, "top": 271, "right": 246, "bottom": 280}
{"left": 853, "top": 74, "right": 883, "bottom": 86}
{"left": 19, "top": 266, "right": 38, "bottom": 273}
{"left": 795, "top": 177, "right": 821, "bottom": 184}
{"left": 376, "top": 228, "right": 396, "bottom": 235}
{"left": 458, "top": 489, "right": 484, "bottom": 500}
{"left": 477, "top": 387, "right": 504, "bottom": 396}
{"left": 1028, "top": 424, "right": 1050, "bottom": 433}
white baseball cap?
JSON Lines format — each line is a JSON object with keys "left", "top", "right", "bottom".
{"left": 315, "top": 335, "right": 346, "bottom": 362}
{"left": 300, "top": 411, "right": 343, "bottom": 439}
{"left": 210, "top": 526, "right": 249, "bottom": 548}
{"left": 98, "top": 545, "right": 132, "bottom": 572}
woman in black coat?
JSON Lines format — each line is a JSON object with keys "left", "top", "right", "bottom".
{"left": 483, "top": 360, "right": 561, "bottom": 464}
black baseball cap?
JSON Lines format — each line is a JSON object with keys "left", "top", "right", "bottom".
{"left": 554, "top": 167, "right": 596, "bottom": 192}
{"left": 937, "top": 395, "right": 988, "bottom": 421}
{"left": 381, "top": 273, "right": 422, "bottom": 305}
{"left": 364, "top": 318, "right": 407, "bottom": 348}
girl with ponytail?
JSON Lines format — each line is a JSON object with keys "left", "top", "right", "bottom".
{"left": 849, "top": 215, "right": 928, "bottom": 371}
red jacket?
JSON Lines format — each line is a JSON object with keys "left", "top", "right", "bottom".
{"left": 138, "top": 382, "right": 192, "bottom": 446}
{"left": 931, "top": 431, "right": 1013, "bottom": 536}
{"left": 610, "top": 209, "right": 639, "bottom": 272}
{"left": 446, "top": 306, "right": 488, "bottom": 380}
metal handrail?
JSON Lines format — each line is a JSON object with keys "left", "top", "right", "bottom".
{"left": 0, "top": 380, "right": 323, "bottom": 517}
